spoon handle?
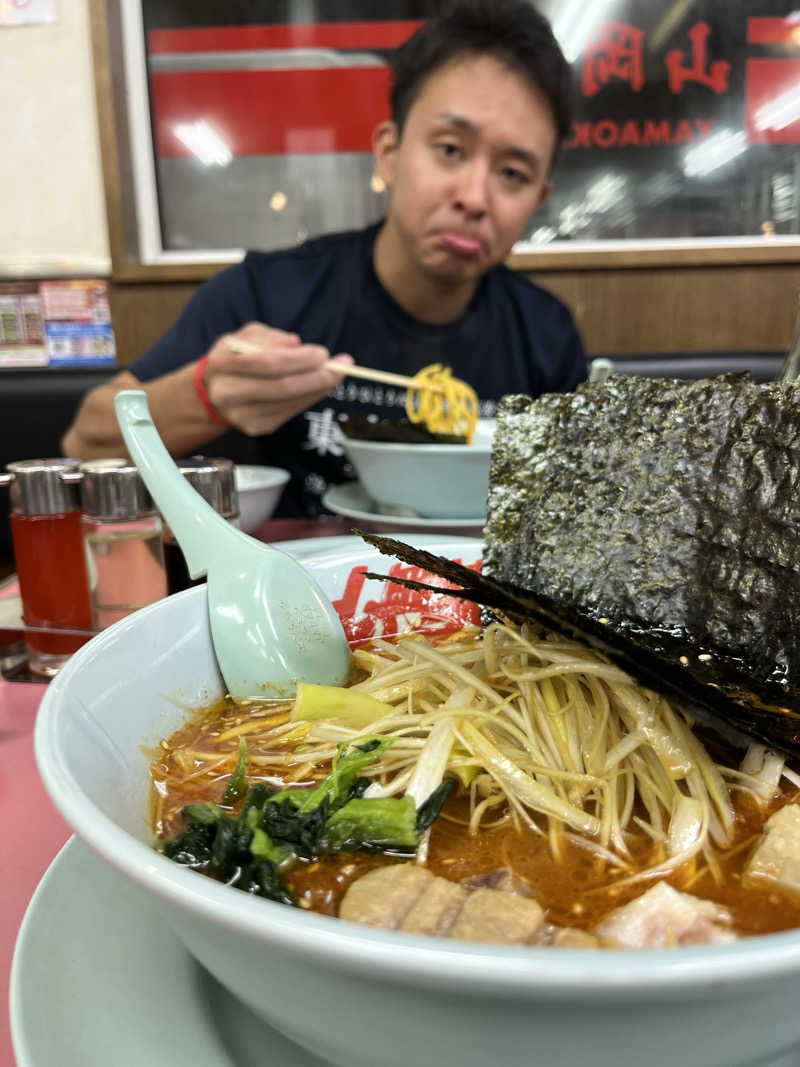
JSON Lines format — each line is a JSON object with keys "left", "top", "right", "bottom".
{"left": 114, "top": 390, "right": 246, "bottom": 579}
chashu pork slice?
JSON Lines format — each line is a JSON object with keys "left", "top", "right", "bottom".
{"left": 447, "top": 887, "right": 546, "bottom": 944}
{"left": 744, "top": 803, "right": 800, "bottom": 898}
{"left": 593, "top": 881, "right": 737, "bottom": 948}
{"left": 339, "top": 863, "right": 545, "bottom": 944}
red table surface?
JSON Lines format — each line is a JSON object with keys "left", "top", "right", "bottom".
{"left": 1, "top": 517, "right": 355, "bottom": 1067}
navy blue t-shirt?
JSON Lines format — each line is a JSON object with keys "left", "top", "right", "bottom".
{"left": 131, "top": 223, "right": 587, "bottom": 516}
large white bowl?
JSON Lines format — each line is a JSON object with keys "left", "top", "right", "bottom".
{"left": 34, "top": 538, "right": 800, "bottom": 1067}
{"left": 234, "top": 464, "right": 290, "bottom": 533}
{"left": 342, "top": 419, "right": 494, "bottom": 519}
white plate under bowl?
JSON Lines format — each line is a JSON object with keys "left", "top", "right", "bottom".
{"left": 10, "top": 837, "right": 328, "bottom": 1067}
{"left": 323, "top": 482, "right": 485, "bottom": 536}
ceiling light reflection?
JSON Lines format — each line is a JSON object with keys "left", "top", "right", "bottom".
{"left": 173, "top": 121, "right": 232, "bottom": 167}
{"left": 650, "top": 0, "right": 698, "bottom": 52}
{"left": 530, "top": 225, "right": 558, "bottom": 244}
{"left": 683, "top": 129, "right": 747, "bottom": 177}
{"left": 553, "top": 0, "right": 620, "bottom": 61}
{"left": 586, "top": 173, "right": 627, "bottom": 213}
{"left": 755, "top": 84, "right": 800, "bottom": 131}
{"left": 559, "top": 201, "right": 591, "bottom": 236}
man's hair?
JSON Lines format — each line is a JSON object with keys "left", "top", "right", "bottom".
{"left": 389, "top": 0, "right": 573, "bottom": 149}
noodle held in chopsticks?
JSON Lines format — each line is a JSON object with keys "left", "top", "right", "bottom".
{"left": 227, "top": 336, "right": 480, "bottom": 443}
{"left": 405, "top": 363, "right": 480, "bottom": 441}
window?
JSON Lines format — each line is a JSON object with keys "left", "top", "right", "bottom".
{"left": 100, "top": 0, "right": 800, "bottom": 273}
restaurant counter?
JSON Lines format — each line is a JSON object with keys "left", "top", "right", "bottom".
{"left": 1, "top": 517, "right": 356, "bottom": 1067}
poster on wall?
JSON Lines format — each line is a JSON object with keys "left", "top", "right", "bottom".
{"left": 0, "top": 0, "right": 56, "bottom": 26}
{"left": 0, "top": 281, "right": 116, "bottom": 369}
{"left": 0, "top": 283, "right": 47, "bottom": 368}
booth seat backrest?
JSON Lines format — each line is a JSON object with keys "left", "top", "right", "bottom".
{"left": 589, "top": 351, "right": 784, "bottom": 382}
{"left": 0, "top": 367, "right": 266, "bottom": 566}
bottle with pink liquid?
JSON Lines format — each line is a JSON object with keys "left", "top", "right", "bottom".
{"left": 80, "top": 460, "right": 167, "bottom": 630}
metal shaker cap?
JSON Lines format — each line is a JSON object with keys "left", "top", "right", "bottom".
{"left": 177, "top": 456, "right": 239, "bottom": 519}
{"left": 80, "top": 459, "right": 157, "bottom": 520}
{"left": 3, "top": 458, "right": 83, "bottom": 515}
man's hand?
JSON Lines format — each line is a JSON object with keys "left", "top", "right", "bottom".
{"left": 203, "top": 323, "right": 353, "bottom": 436}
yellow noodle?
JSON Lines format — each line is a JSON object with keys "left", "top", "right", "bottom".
{"left": 404, "top": 363, "right": 479, "bottom": 441}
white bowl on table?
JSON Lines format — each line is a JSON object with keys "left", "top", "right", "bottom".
{"left": 341, "top": 418, "right": 494, "bottom": 519}
{"left": 31, "top": 538, "right": 800, "bottom": 1067}
{"left": 234, "top": 464, "right": 290, "bottom": 533}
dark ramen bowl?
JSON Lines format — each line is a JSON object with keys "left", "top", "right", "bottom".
{"left": 33, "top": 538, "right": 800, "bottom": 1067}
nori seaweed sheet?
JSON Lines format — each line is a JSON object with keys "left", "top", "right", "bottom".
{"left": 484, "top": 374, "right": 800, "bottom": 724}
{"left": 355, "top": 374, "right": 800, "bottom": 758}
{"left": 357, "top": 531, "right": 800, "bottom": 757}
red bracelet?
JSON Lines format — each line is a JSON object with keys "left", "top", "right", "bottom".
{"left": 193, "top": 355, "right": 230, "bottom": 428}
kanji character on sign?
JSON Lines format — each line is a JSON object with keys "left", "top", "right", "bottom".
{"left": 665, "top": 22, "right": 730, "bottom": 94}
{"left": 582, "top": 23, "right": 646, "bottom": 98}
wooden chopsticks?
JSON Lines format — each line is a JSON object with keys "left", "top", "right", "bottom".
{"left": 225, "top": 335, "right": 441, "bottom": 392}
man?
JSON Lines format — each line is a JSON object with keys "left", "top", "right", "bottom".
{"left": 63, "top": 0, "right": 586, "bottom": 516}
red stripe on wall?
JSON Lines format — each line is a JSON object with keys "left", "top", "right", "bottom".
{"left": 152, "top": 68, "right": 392, "bottom": 157}
{"left": 747, "top": 17, "right": 800, "bottom": 46}
{"left": 148, "top": 22, "right": 422, "bottom": 55}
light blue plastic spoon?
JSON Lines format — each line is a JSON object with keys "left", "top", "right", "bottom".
{"left": 114, "top": 390, "right": 351, "bottom": 701}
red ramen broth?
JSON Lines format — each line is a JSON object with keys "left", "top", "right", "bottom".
{"left": 149, "top": 640, "right": 800, "bottom": 938}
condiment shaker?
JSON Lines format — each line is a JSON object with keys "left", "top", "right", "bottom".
{"left": 1, "top": 458, "right": 93, "bottom": 676}
{"left": 80, "top": 459, "right": 168, "bottom": 630}
{"left": 162, "top": 456, "right": 240, "bottom": 594}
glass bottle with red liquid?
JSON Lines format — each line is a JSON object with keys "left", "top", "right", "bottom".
{"left": 4, "top": 458, "right": 93, "bottom": 677}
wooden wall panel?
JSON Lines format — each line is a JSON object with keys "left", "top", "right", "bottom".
{"left": 108, "top": 264, "right": 798, "bottom": 368}
{"left": 528, "top": 264, "right": 799, "bottom": 355}
{"left": 108, "top": 282, "right": 197, "bottom": 365}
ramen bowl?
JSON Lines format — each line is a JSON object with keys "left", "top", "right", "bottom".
{"left": 342, "top": 418, "right": 494, "bottom": 519}
{"left": 33, "top": 538, "right": 800, "bottom": 1067}
{"left": 234, "top": 464, "right": 290, "bottom": 533}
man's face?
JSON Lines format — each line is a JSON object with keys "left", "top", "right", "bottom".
{"left": 374, "top": 54, "right": 557, "bottom": 287}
